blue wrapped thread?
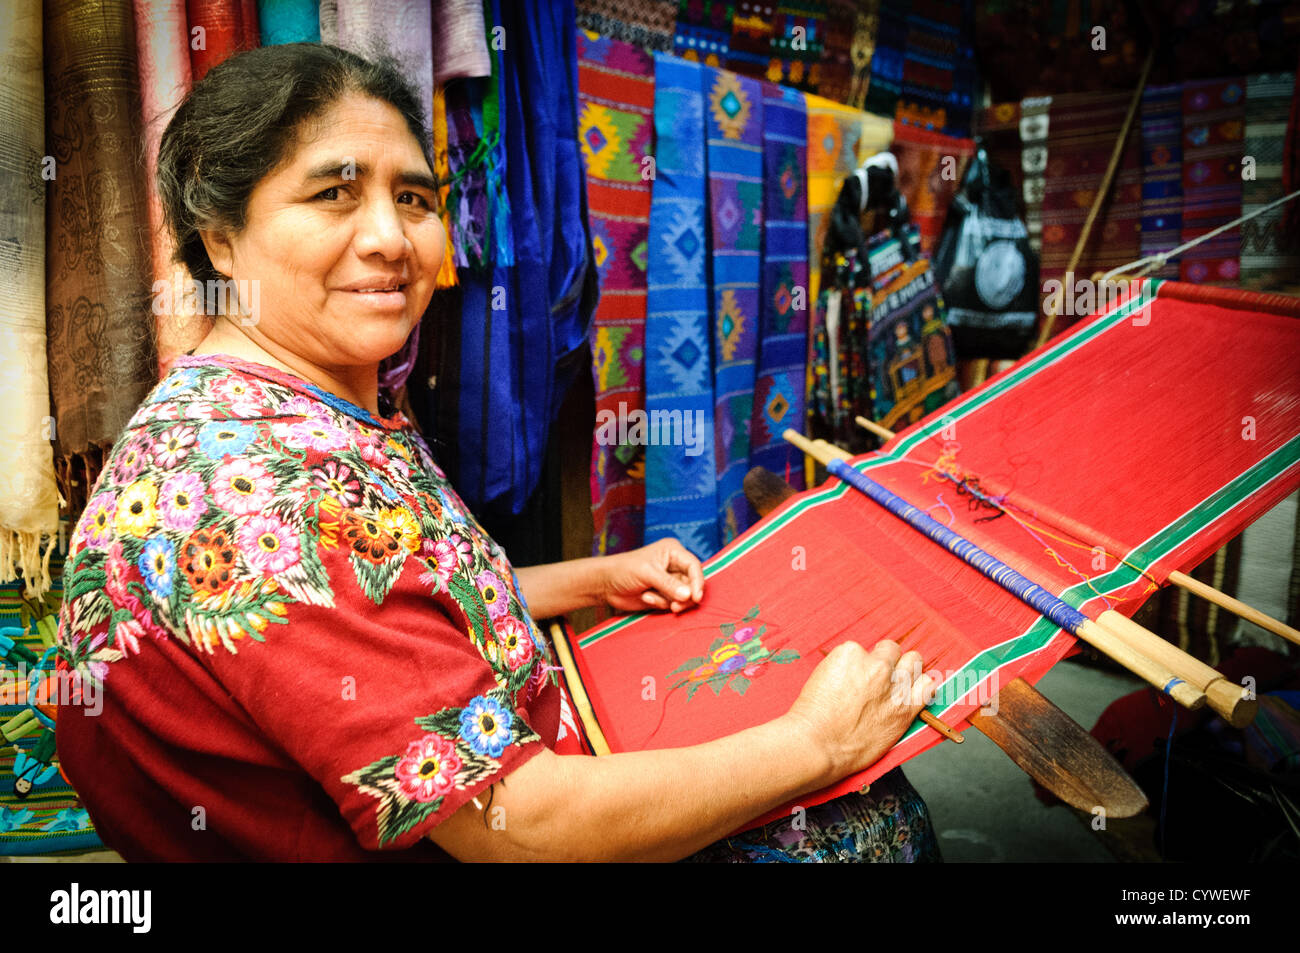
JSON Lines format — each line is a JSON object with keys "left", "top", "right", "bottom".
{"left": 826, "top": 458, "right": 1092, "bottom": 636}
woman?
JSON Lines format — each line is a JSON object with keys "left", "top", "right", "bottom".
{"left": 55, "top": 43, "right": 936, "bottom": 862}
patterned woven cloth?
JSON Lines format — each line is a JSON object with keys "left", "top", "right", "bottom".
{"left": 643, "top": 54, "right": 719, "bottom": 558}
{"left": 890, "top": 122, "right": 975, "bottom": 256}
{"left": 1179, "top": 77, "right": 1245, "bottom": 285}
{"left": 578, "top": 32, "right": 656, "bottom": 556}
{"left": 1240, "top": 72, "right": 1299, "bottom": 291}
{"left": 705, "top": 67, "right": 765, "bottom": 545}
{"left": 748, "top": 82, "right": 809, "bottom": 493}
{"left": 1139, "top": 82, "right": 1184, "bottom": 280}
{"left": 1, "top": 570, "right": 102, "bottom": 856}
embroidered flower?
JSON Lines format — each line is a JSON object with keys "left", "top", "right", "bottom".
{"left": 376, "top": 508, "right": 421, "bottom": 555}
{"left": 476, "top": 571, "right": 509, "bottom": 619}
{"left": 731, "top": 625, "right": 757, "bottom": 645}
{"left": 112, "top": 617, "right": 144, "bottom": 657}
{"left": 212, "top": 458, "right": 275, "bottom": 515}
{"left": 180, "top": 527, "right": 238, "bottom": 595}
{"left": 158, "top": 368, "right": 200, "bottom": 399}
{"left": 394, "top": 733, "right": 462, "bottom": 802}
{"left": 436, "top": 489, "right": 468, "bottom": 526}
{"left": 495, "top": 616, "right": 534, "bottom": 671}
{"left": 153, "top": 425, "right": 196, "bottom": 468}
{"left": 112, "top": 436, "right": 152, "bottom": 484}
{"left": 237, "top": 514, "right": 302, "bottom": 574}
{"left": 310, "top": 461, "right": 361, "bottom": 506}
{"left": 459, "top": 696, "right": 513, "bottom": 757}
{"left": 354, "top": 429, "right": 388, "bottom": 464}
{"left": 341, "top": 511, "right": 403, "bottom": 564}
{"left": 104, "top": 540, "right": 131, "bottom": 604}
{"left": 159, "top": 472, "right": 208, "bottom": 532}
{"left": 447, "top": 534, "right": 472, "bottom": 565}
{"left": 280, "top": 395, "right": 331, "bottom": 419}
{"left": 114, "top": 480, "right": 159, "bottom": 537}
{"left": 211, "top": 376, "right": 267, "bottom": 412}
{"left": 197, "top": 421, "right": 256, "bottom": 460}
{"left": 82, "top": 493, "right": 116, "bottom": 548}
{"left": 418, "top": 538, "right": 458, "bottom": 592}
{"left": 138, "top": 537, "right": 176, "bottom": 599}
{"left": 284, "top": 421, "right": 348, "bottom": 452}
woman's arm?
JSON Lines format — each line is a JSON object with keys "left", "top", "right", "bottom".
{"left": 428, "top": 639, "right": 934, "bottom": 861}
{"left": 515, "top": 538, "right": 706, "bottom": 618}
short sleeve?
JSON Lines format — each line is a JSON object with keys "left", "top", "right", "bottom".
{"left": 191, "top": 539, "right": 547, "bottom": 851}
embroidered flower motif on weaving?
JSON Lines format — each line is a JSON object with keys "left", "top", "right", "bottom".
{"left": 668, "top": 605, "right": 800, "bottom": 700}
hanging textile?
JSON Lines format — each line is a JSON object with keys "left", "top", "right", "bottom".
{"left": 705, "top": 67, "right": 764, "bottom": 545}
{"left": 45, "top": 0, "right": 157, "bottom": 499}
{"left": 1039, "top": 90, "right": 1142, "bottom": 293}
{"left": 563, "top": 279, "right": 1300, "bottom": 828}
{"left": 864, "top": 0, "right": 977, "bottom": 138}
{"left": 1018, "top": 95, "right": 1050, "bottom": 255}
{"left": 318, "top": 0, "right": 337, "bottom": 43}
{"left": 1179, "top": 77, "right": 1245, "bottom": 284}
{"left": 816, "top": 0, "right": 857, "bottom": 103}
{"left": 257, "top": 0, "right": 320, "bottom": 44}
{"left": 890, "top": 122, "right": 975, "bottom": 256}
{"left": 1138, "top": 82, "right": 1183, "bottom": 280}
{"left": 749, "top": 82, "right": 809, "bottom": 493}
{"left": 432, "top": 0, "right": 492, "bottom": 82}
{"left": 727, "top": 2, "right": 825, "bottom": 91}
{"left": 673, "top": 0, "right": 733, "bottom": 67}
{"left": 135, "top": 0, "right": 205, "bottom": 374}
{"left": 430, "top": 86, "right": 458, "bottom": 290}
{"left": 575, "top": 0, "right": 678, "bottom": 53}
{"left": 0, "top": 0, "right": 59, "bottom": 595}
{"left": 186, "top": 0, "right": 257, "bottom": 81}
{"left": 578, "top": 32, "right": 656, "bottom": 556}
{"left": 1241, "top": 72, "right": 1299, "bottom": 291}
{"left": 643, "top": 54, "right": 719, "bottom": 558}
{"left": 846, "top": 0, "right": 878, "bottom": 110}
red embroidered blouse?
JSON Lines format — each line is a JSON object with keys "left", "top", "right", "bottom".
{"left": 56, "top": 354, "right": 586, "bottom": 861}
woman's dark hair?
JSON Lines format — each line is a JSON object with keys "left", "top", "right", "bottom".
{"left": 156, "top": 43, "right": 431, "bottom": 286}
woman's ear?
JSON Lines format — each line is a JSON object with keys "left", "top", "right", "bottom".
{"left": 198, "top": 226, "right": 235, "bottom": 279}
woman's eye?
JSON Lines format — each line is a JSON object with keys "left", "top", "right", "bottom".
{"left": 397, "top": 191, "right": 432, "bottom": 209}
{"left": 315, "top": 186, "right": 341, "bottom": 201}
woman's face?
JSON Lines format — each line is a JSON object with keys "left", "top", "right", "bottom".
{"left": 205, "top": 93, "right": 445, "bottom": 370}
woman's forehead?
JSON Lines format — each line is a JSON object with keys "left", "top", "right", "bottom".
{"left": 286, "top": 95, "right": 430, "bottom": 173}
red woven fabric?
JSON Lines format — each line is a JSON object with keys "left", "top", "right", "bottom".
{"left": 569, "top": 279, "right": 1300, "bottom": 827}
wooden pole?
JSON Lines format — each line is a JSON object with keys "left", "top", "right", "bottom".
{"left": 1034, "top": 48, "right": 1155, "bottom": 350}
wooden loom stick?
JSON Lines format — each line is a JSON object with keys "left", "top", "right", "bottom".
{"left": 1166, "top": 570, "right": 1300, "bottom": 647}
{"left": 743, "top": 465, "right": 1149, "bottom": 817}
{"left": 1034, "top": 48, "right": 1155, "bottom": 350}
{"left": 786, "top": 429, "right": 1206, "bottom": 711}
{"left": 548, "top": 620, "right": 612, "bottom": 756}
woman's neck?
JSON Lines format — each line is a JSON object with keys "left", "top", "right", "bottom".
{"left": 191, "top": 318, "right": 381, "bottom": 415}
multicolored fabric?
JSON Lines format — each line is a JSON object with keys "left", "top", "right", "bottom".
{"left": 643, "top": 54, "right": 719, "bottom": 559}
{"left": 54, "top": 354, "right": 587, "bottom": 860}
{"left": 673, "top": 0, "right": 734, "bottom": 67}
{"left": 1, "top": 571, "right": 103, "bottom": 855}
{"left": 1179, "top": 77, "right": 1245, "bottom": 284}
{"left": 1139, "top": 82, "right": 1184, "bottom": 280}
{"left": 890, "top": 122, "right": 976, "bottom": 256}
{"left": 1040, "top": 90, "right": 1142, "bottom": 299}
{"left": 578, "top": 32, "right": 657, "bottom": 556}
{"left": 749, "top": 82, "right": 809, "bottom": 492}
{"left": 706, "top": 67, "right": 764, "bottom": 545}
{"left": 568, "top": 280, "right": 1300, "bottom": 828}
{"left": 864, "top": 0, "right": 977, "bottom": 137}
{"left": 726, "top": 1, "right": 826, "bottom": 92}
{"left": 576, "top": 0, "right": 678, "bottom": 53}
{"left": 1240, "top": 72, "right": 1299, "bottom": 291}
{"left": 816, "top": 0, "right": 858, "bottom": 104}
{"left": 682, "top": 769, "right": 941, "bottom": 862}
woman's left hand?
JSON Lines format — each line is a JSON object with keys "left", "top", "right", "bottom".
{"left": 602, "top": 538, "right": 705, "bottom": 614}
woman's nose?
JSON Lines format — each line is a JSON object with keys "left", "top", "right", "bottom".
{"left": 352, "top": 197, "right": 408, "bottom": 261}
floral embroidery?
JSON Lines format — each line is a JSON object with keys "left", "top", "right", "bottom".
{"left": 669, "top": 605, "right": 800, "bottom": 699}
{"left": 342, "top": 687, "right": 540, "bottom": 846}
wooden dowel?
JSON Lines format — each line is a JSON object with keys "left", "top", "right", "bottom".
{"left": 1167, "top": 570, "right": 1300, "bottom": 647}
{"left": 1095, "top": 609, "right": 1256, "bottom": 727}
{"left": 921, "top": 711, "right": 964, "bottom": 743}
{"left": 854, "top": 415, "right": 896, "bottom": 444}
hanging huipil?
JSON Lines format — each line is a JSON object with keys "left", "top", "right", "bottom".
{"left": 749, "top": 81, "right": 809, "bottom": 492}
{"left": 704, "top": 66, "right": 764, "bottom": 545}
{"left": 643, "top": 55, "right": 718, "bottom": 559}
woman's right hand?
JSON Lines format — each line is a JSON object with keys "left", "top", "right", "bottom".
{"left": 782, "top": 639, "right": 936, "bottom": 783}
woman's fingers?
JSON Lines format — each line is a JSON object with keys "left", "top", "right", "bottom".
{"left": 661, "top": 539, "right": 704, "bottom": 602}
